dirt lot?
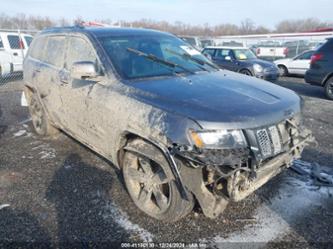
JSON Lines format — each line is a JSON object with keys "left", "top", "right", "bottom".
{"left": 0, "top": 77, "right": 332, "bottom": 248}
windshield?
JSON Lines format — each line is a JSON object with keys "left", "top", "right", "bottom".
{"left": 98, "top": 34, "right": 214, "bottom": 80}
{"left": 233, "top": 49, "right": 257, "bottom": 60}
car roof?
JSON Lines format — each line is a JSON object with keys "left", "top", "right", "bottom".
{"left": 204, "top": 46, "right": 248, "bottom": 50}
{"left": 41, "top": 26, "right": 172, "bottom": 38}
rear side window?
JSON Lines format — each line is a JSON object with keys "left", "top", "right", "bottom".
{"left": 29, "top": 36, "right": 47, "bottom": 60}
{"left": 44, "top": 36, "right": 66, "bottom": 68}
{"left": 8, "top": 35, "right": 23, "bottom": 49}
{"left": 66, "top": 36, "right": 96, "bottom": 69}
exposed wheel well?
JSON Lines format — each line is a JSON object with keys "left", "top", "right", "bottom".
{"left": 323, "top": 73, "right": 333, "bottom": 86}
{"left": 117, "top": 132, "right": 157, "bottom": 169}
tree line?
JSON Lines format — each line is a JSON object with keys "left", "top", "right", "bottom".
{"left": 0, "top": 13, "right": 331, "bottom": 36}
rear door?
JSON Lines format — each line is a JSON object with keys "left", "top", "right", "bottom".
{"left": 32, "top": 35, "right": 67, "bottom": 126}
{"left": 6, "top": 34, "right": 25, "bottom": 71}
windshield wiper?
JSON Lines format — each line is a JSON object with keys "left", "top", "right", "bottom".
{"left": 164, "top": 48, "right": 220, "bottom": 71}
{"left": 126, "top": 48, "right": 195, "bottom": 75}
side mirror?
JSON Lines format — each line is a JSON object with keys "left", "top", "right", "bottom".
{"left": 225, "top": 56, "right": 232, "bottom": 61}
{"left": 70, "top": 61, "right": 99, "bottom": 80}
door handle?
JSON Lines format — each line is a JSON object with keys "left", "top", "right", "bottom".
{"left": 13, "top": 52, "right": 18, "bottom": 56}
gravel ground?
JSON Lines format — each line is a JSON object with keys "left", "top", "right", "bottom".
{"left": 0, "top": 77, "right": 332, "bottom": 248}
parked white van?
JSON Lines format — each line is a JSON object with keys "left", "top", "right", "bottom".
{"left": 0, "top": 31, "right": 33, "bottom": 78}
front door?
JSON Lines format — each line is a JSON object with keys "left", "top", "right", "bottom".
{"left": 59, "top": 35, "right": 108, "bottom": 151}
{"left": 212, "top": 49, "right": 238, "bottom": 71}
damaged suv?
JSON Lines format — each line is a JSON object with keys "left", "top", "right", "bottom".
{"left": 23, "top": 27, "right": 313, "bottom": 221}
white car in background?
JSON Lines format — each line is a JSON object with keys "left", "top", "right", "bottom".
{"left": 274, "top": 50, "right": 314, "bottom": 76}
{"left": 0, "top": 31, "right": 33, "bottom": 78}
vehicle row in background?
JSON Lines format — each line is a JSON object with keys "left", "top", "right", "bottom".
{"left": 202, "top": 46, "right": 279, "bottom": 82}
{"left": 0, "top": 31, "right": 33, "bottom": 78}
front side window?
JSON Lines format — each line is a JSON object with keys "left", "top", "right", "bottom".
{"left": 99, "top": 34, "right": 215, "bottom": 80}
{"left": 66, "top": 36, "right": 97, "bottom": 69}
{"left": 44, "top": 36, "right": 66, "bottom": 67}
{"left": 8, "top": 35, "right": 23, "bottom": 49}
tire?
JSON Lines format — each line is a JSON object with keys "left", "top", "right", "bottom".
{"left": 28, "top": 92, "right": 59, "bottom": 136}
{"left": 122, "top": 139, "right": 194, "bottom": 221}
{"left": 278, "top": 65, "right": 288, "bottom": 77}
{"left": 324, "top": 76, "right": 333, "bottom": 100}
{"left": 239, "top": 69, "right": 252, "bottom": 76}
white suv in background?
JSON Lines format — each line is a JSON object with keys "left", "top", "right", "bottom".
{"left": 0, "top": 31, "right": 33, "bottom": 78}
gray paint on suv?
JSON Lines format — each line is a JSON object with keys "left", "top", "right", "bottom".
{"left": 23, "top": 26, "right": 313, "bottom": 221}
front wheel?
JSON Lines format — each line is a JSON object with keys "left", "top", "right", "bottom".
{"left": 324, "top": 77, "right": 333, "bottom": 100}
{"left": 278, "top": 65, "right": 288, "bottom": 76}
{"left": 122, "top": 139, "right": 194, "bottom": 221}
{"left": 239, "top": 69, "right": 253, "bottom": 76}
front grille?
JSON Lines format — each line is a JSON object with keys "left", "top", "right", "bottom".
{"left": 256, "top": 129, "right": 272, "bottom": 157}
{"left": 255, "top": 125, "right": 283, "bottom": 159}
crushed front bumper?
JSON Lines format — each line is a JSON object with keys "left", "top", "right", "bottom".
{"left": 176, "top": 118, "right": 314, "bottom": 218}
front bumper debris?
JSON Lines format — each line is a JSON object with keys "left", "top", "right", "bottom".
{"left": 176, "top": 118, "right": 315, "bottom": 218}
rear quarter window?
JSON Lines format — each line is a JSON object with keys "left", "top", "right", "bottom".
{"left": 44, "top": 36, "right": 66, "bottom": 68}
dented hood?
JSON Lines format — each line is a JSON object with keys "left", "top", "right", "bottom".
{"left": 127, "top": 70, "right": 301, "bottom": 129}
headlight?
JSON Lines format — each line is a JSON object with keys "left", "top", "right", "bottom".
{"left": 253, "top": 64, "right": 263, "bottom": 73}
{"left": 189, "top": 130, "right": 247, "bottom": 149}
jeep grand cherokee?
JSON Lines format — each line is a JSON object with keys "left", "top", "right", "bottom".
{"left": 23, "top": 26, "right": 313, "bottom": 221}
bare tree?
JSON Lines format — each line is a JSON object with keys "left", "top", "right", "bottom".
{"left": 0, "top": 13, "right": 332, "bottom": 36}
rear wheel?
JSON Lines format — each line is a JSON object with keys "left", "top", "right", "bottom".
{"left": 122, "top": 139, "right": 194, "bottom": 221}
{"left": 28, "top": 92, "right": 59, "bottom": 136}
{"left": 278, "top": 65, "right": 288, "bottom": 76}
{"left": 324, "top": 76, "right": 333, "bottom": 100}
{"left": 239, "top": 69, "right": 252, "bottom": 76}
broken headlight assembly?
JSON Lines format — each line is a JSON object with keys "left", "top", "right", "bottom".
{"left": 189, "top": 129, "right": 247, "bottom": 149}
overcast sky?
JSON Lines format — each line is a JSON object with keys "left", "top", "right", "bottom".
{"left": 0, "top": 0, "right": 332, "bottom": 28}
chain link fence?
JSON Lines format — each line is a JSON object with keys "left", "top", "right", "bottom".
{"left": 0, "top": 29, "right": 39, "bottom": 88}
